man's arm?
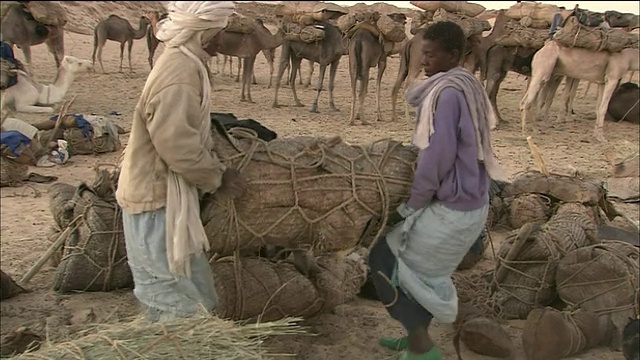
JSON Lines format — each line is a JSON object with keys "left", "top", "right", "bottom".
{"left": 406, "top": 88, "right": 461, "bottom": 211}
{"left": 145, "top": 83, "right": 227, "bottom": 193}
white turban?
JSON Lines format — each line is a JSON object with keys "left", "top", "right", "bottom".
{"left": 155, "top": 1, "right": 236, "bottom": 48}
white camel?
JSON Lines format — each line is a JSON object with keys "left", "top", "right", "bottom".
{"left": 519, "top": 40, "right": 639, "bottom": 142}
{"left": 1, "top": 56, "right": 93, "bottom": 113}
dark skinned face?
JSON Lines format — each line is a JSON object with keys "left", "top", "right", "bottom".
{"left": 421, "top": 38, "right": 460, "bottom": 77}
{"left": 203, "top": 31, "right": 224, "bottom": 56}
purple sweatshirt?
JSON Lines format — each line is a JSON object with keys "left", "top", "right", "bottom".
{"left": 406, "top": 87, "right": 489, "bottom": 212}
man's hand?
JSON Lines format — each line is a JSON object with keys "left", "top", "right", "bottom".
{"left": 216, "top": 167, "right": 247, "bottom": 200}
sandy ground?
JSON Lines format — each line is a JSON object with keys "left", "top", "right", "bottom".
{"left": 1, "top": 28, "right": 638, "bottom": 360}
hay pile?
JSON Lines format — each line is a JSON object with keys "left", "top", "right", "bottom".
{"left": 213, "top": 250, "right": 368, "bottom": 322}
{"left": 431, "top": 8, "right": 491, "bottom": 38}
{"left": 554, "top": 17, "right": 639, "bottom": 53}
{"left": 504, "top": 1, "right": 572, "bottom": 26}
{"left": 489, "top": 171, "right": 605, "bottom": 319}
{"left": 51, "top": 168, "right": 133, "bottom": 293}
{"left": 38, "top": 115, "right": 121, "bottom": 156}
{"left": 338, "top": 11, "right": 407, "bottom": 43}
{"left": 48, "top": 125, "right": 417, "bottom": 324}
{"left": 409, "top": 1, "right": 488, "bottom": 38}
{"left": 224, "top": 13, "right": 255, "bottom": 34}
{"left": 14, "top": 314, "right": 304, "bottom": 359}
{"left": 556, "top": 241, "right": 639, "bottom": 349}
{"left": 522, "top": 307, "right": 604, "bottom": 359}
{"left": 494, "top": 19, "right": 550, "bottom": 49}
{"left": 201, "top": 129, "right": 417, "bottom": 257}
{"left": 279, "top": 3, "right": 347, "bottom": 43}
{"left": 454, "top": 304, "right": 516, "bottom": 359}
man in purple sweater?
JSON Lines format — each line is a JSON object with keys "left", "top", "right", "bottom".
{"left": 368, "top": 21, "right": 505, "bottom": 360}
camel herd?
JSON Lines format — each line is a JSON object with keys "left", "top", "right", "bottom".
{"left": 1, "top": 3, "right": 639, "bottom": 143}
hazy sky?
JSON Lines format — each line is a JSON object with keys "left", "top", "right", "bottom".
{"left": 258, "top": 1, "right": 639, "bottom": 15}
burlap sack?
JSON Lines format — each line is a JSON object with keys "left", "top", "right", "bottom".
{"left": 410, "top": 1, "right": 485, "bottom": 17}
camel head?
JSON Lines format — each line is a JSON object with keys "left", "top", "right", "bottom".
{"left": 571, "top": 6, "right": 605, "bottom": 27}
{"left": 388, "top": 13, "right": 407, "bottom": 26}
{"left": 605, "top": 11, "right": 640, "bottom": 29}
{"left": 60, "top": 56, "right": 93, "bottom": 74}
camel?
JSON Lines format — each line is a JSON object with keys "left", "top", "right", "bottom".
{"left": 519, "top": 40, "right": 639, "bottom": 141}
{"left": 1, "top": 56, "right": 93, "bottom": 113}
{"left": 0, "top": 2, "right": 65, "bottom": 74}
{"left": 218, "top": 21, "right": 284, "bottom": 102}
{"left": 219, "top": 50, "right": 274, "bottom": 87}
{"left": 348, "top": 13, "right": 409, "bottom": 125}
{"left": 145, "top": 10, "right": 168, "bottom": 70}
{"left": 272, "top": 20, "right": 345, "bottom": 113}
{"left": 217, "top": 19, "right": 281, "bottom": 88}
{"left": 92, "top": 15, "right": 150, "bottom": 73}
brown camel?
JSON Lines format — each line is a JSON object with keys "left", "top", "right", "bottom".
{"left": 520, "top": 40, "right": 639, "bottom": 142}
{"left": 1, "top": 3, "right": 65, "bottom": 73}
{"left": 217, "top": 20, "right": 284, "bottom": 102}
{"left": 348, "top": 13, "right": 408, "bottom": 125}
{"left": 92, "top": 15, "right": 150, "bottom": 73}
{"left": 219, "top": 19, "right": 281, "bottom": 88}
{"left": 272, "top": 20, "right": 346, "bottom": 113}
{"left": 145, "top": 10, "right": 168, "bottom": 70}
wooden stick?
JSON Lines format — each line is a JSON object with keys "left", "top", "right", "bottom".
{"left": 18, "top": 218, "right": 80, "bottom": 286}
{"left": 526, "top": 136, "right": 549, "bottom": 176}
{"left": 46, "top": 95, "right": 77, "bottom": 147}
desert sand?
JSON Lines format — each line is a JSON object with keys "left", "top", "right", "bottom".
{"left": 1, "top": 2, "right": 638, "bottom": 359}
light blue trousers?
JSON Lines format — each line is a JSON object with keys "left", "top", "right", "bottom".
{"left": 122, "top": 207, "right": 218, "bottom": 322}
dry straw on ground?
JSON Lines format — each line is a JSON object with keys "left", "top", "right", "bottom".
{"left": 15, "top": 314, "right": 306, "bottom": 359}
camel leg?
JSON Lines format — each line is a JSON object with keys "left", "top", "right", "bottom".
{"left": 15, "top": 104, "right": 55, "bottom": 113}
{"left": 119, "top": 42, "right": 125, "bottom": 73}
{"left": 127, "top": 40, "right": 134, "bottom": 73}
{"left": 304, "top": 60, "right": 314, "bottom": 88}
{"left": 263, "top": 49, "right": 274, "bottom": 89}
{"left": 310, "top": 63, "right": 327, "bottom": 113}
{"left": 520, "top": 50, "right": 556, "bottom": 135}
{"left": 272, "top": 46, "right": 291, "bottom": 108}
{"left": 537, "top": 76, "right": 563, "bottom": 124}
{"left": 289, "top": 56, "right": 304, "bottom": 108}
{"left": 235, "top": 57, "right": 241, "bottom": 83}
{"left": 595, "top": 79, "right": 617, "bottom": 142}
{"left": 98, "top": 44, "right": 106, "bottom": 73}
{"left": 390, "top": 56, "right": 408, "bottom": 122}
{"left": 485, "top": 68, "right": 508, "bottom": 125}
{"left": 582, "top": 81, "right": 592, "bottom": 99}
{"left": 44, "top": 34, "right": 64, "bottom": 69}
{"left": 348, "top": 54, "right": 359, "bottom": 125}
{"left": 245, "top": 56, "right": 256, "bottom": 103}
{"left": 327, "top": 60, "right": 339, "bottom": 112}
{"left": 20, "top": 46, "right": 33, "bottom": 75}
{"left": 375, "top": 58, "right": 387, "bottom": 122}
{"left": 561, "top": 78, "right": 580, "bottom": 122}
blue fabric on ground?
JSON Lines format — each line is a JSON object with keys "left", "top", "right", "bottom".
{"left": 50, "top": 114, "right": 93, "bottom": 138}
{"left": 0, "top": 130, "right": 32, "bottom": 156}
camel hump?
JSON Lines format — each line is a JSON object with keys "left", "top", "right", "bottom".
{"left": 24, "top": 1, "right": 67, "bottom": 27}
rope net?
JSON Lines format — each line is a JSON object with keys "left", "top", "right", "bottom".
{"left": 201, "top": 127, "right": 417, "bottom": 259}
{"left": 554, "top": 17, "right": 639, "bottom": 53}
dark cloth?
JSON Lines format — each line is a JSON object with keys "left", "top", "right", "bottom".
{"left": 368, "top": 236, "right": 434, "bottom": 331}
{"left": 1, "top": 41, "right": 19, "bottom": 89}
